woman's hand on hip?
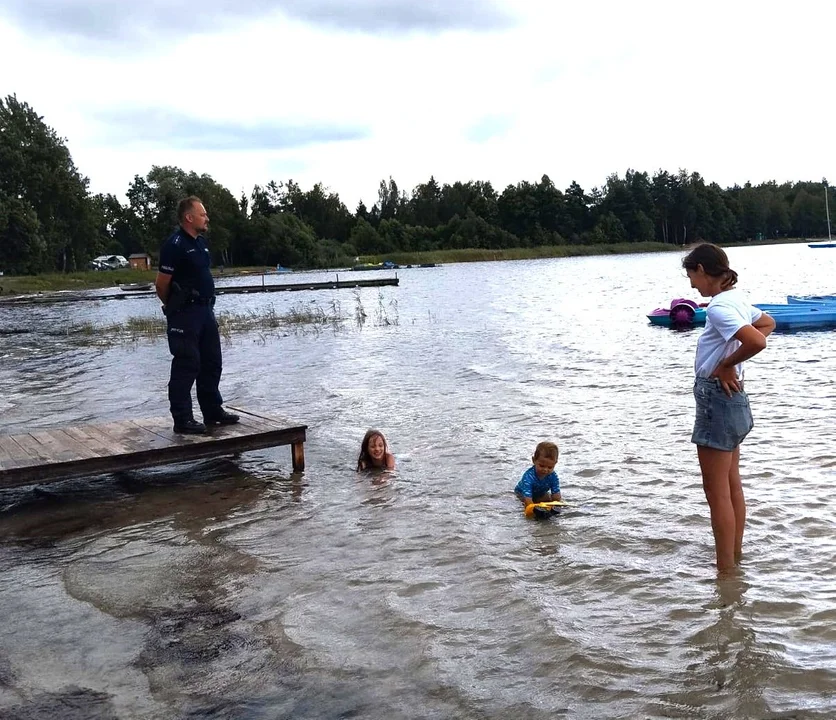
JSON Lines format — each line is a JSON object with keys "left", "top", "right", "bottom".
{"left": 711, "top": 364, "right": 739, "bottom": 397}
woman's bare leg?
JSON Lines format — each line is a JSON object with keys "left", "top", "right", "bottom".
{"left": 728, "top": 446, "right": 746, "bottom": 562}
{"left": 697, "top": 445, "right": 736, "bottom": 572}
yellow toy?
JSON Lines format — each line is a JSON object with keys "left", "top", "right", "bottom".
{"left": 524, "top": 500, "right": 572, "bottom": 519}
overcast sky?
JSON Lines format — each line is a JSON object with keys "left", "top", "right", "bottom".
{"left": 0, "top": 0, "right": 829, "bottom": 209}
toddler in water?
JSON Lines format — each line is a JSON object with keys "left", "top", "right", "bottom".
{"left": 515, "top": 441, "right": 561, "bottom": 517}
{"left": 357, "top": 429, "right": 396, "bottom": 471}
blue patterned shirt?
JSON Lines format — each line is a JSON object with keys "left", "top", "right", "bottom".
{"left": 514, "top": 466, "right": 560, "bottom": 498}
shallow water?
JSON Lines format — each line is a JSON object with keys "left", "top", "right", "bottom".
{"left": 0, "top": 244, "right": 834, "bottom": 719}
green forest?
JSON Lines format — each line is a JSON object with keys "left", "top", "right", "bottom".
{"left": 0, "top": 94, "right": 832, "bottom": 275}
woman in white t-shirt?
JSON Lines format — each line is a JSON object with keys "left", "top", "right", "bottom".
{"left": 682, "top": 243, "right": 775, "bottom": 573}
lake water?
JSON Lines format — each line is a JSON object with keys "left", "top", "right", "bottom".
{"left": 0, "top": 244, "right": 834, "bottom": 719}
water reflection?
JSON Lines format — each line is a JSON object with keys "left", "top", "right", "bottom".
{"left": 0, "top": 459, "right": 270, "bottom": 541}
{"left": 672, "top": 577, "right": 782, "bottom": 719}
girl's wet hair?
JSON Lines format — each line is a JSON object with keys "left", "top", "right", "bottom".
{"left": 681, "top": 242, "right": 738, "bottom": 289}
{"left": 357, "top": 429, "right": 388, "bottom": 470}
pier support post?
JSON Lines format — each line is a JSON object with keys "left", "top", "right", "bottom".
{"left": 291, "top": 441, "right": 305, "bottom": 472}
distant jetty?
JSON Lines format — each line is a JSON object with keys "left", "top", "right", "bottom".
{"left": 0, "top": 275, "right": 399, "bottom": 305}
{"left": 351, "top": 262, "right": 438, "bottom": 271}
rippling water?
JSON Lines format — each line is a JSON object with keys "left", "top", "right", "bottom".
{"left": 0, "top": 244, "right": 834, "bottom": 719}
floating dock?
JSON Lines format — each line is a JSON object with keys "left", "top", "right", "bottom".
{"left": 216, "top": 276, "right": 398, "bottom": 295}
{"left": 0, "top": 275, "right": 398, "bottom": 304}
{"left": 0, "top": 407, "right": 306, "bottom": 488}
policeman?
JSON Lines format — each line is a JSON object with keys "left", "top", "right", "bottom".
{"left": 154, "top": 196, "right": 239, "bottom": 434}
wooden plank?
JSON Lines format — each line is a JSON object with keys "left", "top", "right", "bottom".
{"left": 0, "top": 435, "right": 40, "bottom": 469}
{"left": 28, "top": 429, "right": 99, "bottom": 462}
{"left": 63, "top": 425, "right": 114, "bottom": 457}
{"left": 0, "top": 436, "right": 18, "bottom": 470}
{"left": 131, "top": 417, "right": 216, "bottom": 445}
{"left": 0, "top": 410, "right": 307, "bottom": 488}
{"left": 96, "top": 420, "right": 172, "bottom": 450}
{"left": 224, "top": 408, "right": 297, "bottom": 436}
{"left": 131, "top": 414, "right": 275, "bottom": 438}
{"left": 9, "top": 433, "right": 54, "bottom": 463}
{"left": 81, "top": 422, "right": 148, "bottom": 454}
{"left": 226, "top": 406, "right": 287, "bottom": 426}
{"left": 231, "top": 414, "right": 277, "bottom": 433}
{"left": 49, "top": 429, "right": 102, "bottom": 460}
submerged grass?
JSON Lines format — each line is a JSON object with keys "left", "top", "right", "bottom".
{"left": 57, "top": 300, "right": 359, "bottom": 345}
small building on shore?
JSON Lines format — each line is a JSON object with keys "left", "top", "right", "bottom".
{"left": 128, "top": 253, "right": 152, "bottom": 270}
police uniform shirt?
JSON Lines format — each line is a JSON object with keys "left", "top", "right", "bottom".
{"left": 158, "top": 228, "right": 215, "bottom": 300}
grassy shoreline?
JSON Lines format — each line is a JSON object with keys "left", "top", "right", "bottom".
{"left": 370, "top": 241, "right": 675, "bottom": 266}
{"left": 0, "top": 269, "right": 159, "bottom": 296}
{"left": 0, "top": 238, "right": 815, "bottom": 296}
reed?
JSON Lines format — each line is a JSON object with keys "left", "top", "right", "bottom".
{"left": 56, "top": 300, "right": 363, "bottom": 343}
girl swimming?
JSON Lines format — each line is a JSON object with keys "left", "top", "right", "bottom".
{"left": 357, "top": 429, "right": 396, "bottom": 471}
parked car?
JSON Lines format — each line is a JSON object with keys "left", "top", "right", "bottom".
{"left": 89, "top": 254, "right": 130, "bottom": 270}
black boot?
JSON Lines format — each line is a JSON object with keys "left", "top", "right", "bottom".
{"left": 204, "top": 410, "right": 240, "bottom": 426}
{"left": 173, "top": 418, "right": 207, "bottom": 435}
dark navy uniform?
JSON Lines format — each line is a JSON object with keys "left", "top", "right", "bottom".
{"left": 159, "top": 227, "right": 224, "bottom": 425}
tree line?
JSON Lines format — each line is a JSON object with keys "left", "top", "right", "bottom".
{"left": 1, "top": 94, "right": 832, "bottom": 275}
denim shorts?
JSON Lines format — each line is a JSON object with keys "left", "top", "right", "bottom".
{"left": 691, "top": 377, "right": 754, "bottom": 451}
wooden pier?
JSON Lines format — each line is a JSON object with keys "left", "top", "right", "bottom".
{"left": 216, "top": 275, "right": 398, "bottom": 295}
{"left": 0, "top": 275, "right": 398, "bottom": 305}
{"left": 0, "top": 407, "right": 306, "bottom": 489}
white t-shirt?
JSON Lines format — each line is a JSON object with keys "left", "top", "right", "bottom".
{"left": 694, "top": 289, "right": 762, "bottom": 379}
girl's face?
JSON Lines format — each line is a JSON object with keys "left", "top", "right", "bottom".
{"left": 368, "top": 434, "right": 386, "bottom": 461}
{"left": 686, "top": 266, "right": 717, "bottom": 297}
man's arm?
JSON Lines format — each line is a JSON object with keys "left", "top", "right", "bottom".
{"left": 155, "top": 272, "right": 172, "bottom": 304}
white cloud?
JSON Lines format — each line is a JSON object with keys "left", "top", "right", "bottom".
{"left": 0, "top": 0, "right": 514, "bottom": 45}
{"left": 0, "top": 0, "right": 830, "bottom": 212}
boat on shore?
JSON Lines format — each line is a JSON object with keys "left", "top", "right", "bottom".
{"left": 119, "top": 282, "right": 154, "bottom": 292}
{"left": 351, "top": 260, "right": 400, "bottom": 271}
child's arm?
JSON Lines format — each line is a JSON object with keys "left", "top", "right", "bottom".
{"left": 516, "top": 471, "right": 534, "bottom": 506}
{"left": 712, "top": 324, "right": 769, "bottom": 395}
{"left": 385, "top": 453, "right": 396, "bottom": 470}
{"left": 753, "top": 311, "right": 776, "bottom": 338}
{"left": 551, "top": 473, "right": 561, "bottom": 502}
